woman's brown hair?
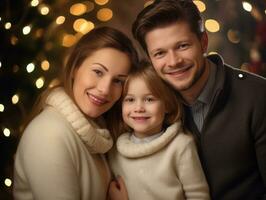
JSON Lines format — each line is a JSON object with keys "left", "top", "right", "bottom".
{"left": 22, "top": 26, "right": 138, "bottom": 136}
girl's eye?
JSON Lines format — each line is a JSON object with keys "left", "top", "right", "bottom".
{"left": 145, "top": 97, "right": 155, "bottom": 102}
{"left": 124, "top": 97, "right": 134, "bottom": 102}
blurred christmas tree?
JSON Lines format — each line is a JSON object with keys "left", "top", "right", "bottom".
{"left": 0, "top": 0, "right": 116, "bottom": 198}
{"left": 0, "top": 0, "right": 266, "bottom": 199}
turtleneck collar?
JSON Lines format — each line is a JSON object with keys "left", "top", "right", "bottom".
{"left": 116, "top": 122, "right": 181, "bottom": 158}
{"left": 45, "top": 87, "right": 113, "bottom": 154}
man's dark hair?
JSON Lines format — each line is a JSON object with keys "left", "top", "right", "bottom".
{"left": 132, "top": 0, "right": 204, "bottom": 52}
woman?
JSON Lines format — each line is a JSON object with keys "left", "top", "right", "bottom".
{"left": 13, "top": 26, "right": 138, "bottom": 200}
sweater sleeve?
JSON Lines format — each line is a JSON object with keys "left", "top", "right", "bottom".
{"left": 13, "top": 111, "right": 80, "bottom": 200}
{"left": 176, "top": 134, "right": 210, "bottom": 200}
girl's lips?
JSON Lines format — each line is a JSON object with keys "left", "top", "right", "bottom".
{"left": 131, "top": 116, "right": 150, "bottom": 121}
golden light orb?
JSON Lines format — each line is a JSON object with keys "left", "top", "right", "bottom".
{"left": 41, "top": 60, "right": 50, "bottom": 71}
{"left": 205, "top": 19, "right": 220, "bottom": 33}
{"left": 193, "top": 0, "right": 206, "bottom": 13}
{"left": 12, "top": 94, "right": 19, "bottom": 104}
{"left": 56, "top": 16, "right": 65, "bottom": 25}
{"left": 95, "top": 0, "right": 109, "bottom": 6}
{"left": 62, "top": 34, "right": 77, "bottom": 47}
{"left": 70, "top": 3, "right": 87, "bottom": 16}
{"left": 97, "top": 8, "right": 113, "bottom": 22}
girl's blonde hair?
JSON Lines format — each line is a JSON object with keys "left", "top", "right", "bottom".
{"left": 114, "top": 60, "right": 184, "bottom": 139}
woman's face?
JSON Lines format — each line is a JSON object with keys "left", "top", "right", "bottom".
{"left": 73, "top": 47, "right": 131, "bottom": 118}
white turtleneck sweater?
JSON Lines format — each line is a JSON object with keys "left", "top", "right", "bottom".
{"left": 109, "top": 122, "right": 210, "bottom": 200}
{"left": 13, "top": 87, "right": 113, "bottom": 200}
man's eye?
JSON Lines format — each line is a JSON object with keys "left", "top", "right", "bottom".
{"left": 178, "top": 43, "right": 189, "bottom": 50}
{"left": 154, "top": 51, "right": 165, "bottom": 58}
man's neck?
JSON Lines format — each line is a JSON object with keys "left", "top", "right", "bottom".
{"left": 181, "top": 59, "right": 210, "bottom": 105}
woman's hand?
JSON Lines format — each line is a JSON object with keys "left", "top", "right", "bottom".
{"left": 108, "top": 176, "right": 128, "bottom": 200}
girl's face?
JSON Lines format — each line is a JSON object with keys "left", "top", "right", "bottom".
{"left": 73, "top": 47, "right": 131, "bottom": 118}
{"left": 122, "top": 77, "right": 167, "bottom": 138}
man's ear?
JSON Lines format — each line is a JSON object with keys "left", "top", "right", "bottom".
{"left": 201, "top": 31, "right": 208, "bottom": 53}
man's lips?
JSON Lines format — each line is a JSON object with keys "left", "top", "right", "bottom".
{"left": 164, "top": 65, "right": 192, "bottom": 76}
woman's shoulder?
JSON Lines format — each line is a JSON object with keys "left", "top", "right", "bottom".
{"left": 21, "top": 107, "right": 73, "bottom": 146}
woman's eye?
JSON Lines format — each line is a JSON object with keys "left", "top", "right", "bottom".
{"left": 113, "top": 79, "right": 124, "bottom": 85}
{"left": 93, "top": 69, "right": 103, "bottom": 76}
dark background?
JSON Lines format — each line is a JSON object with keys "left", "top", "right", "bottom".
{"left": 1, "top": 0, "right": 266, "bottom": 199}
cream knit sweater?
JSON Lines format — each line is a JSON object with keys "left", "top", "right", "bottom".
{"left": 109, "top": 122, "right": 210, "bottom": 200}
{"left": 13, "top": 87, "right": 112, "bottom": 200}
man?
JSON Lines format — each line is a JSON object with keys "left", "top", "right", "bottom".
{"left": 132, "top": 0, "right": 266, "bottom": 199}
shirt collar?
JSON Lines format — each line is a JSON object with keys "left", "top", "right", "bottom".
{"left": 196, "top": 59, "right": 217, "bottom": 105}
{"left": 130, "top": 130, "right": 164, "bottom": 144}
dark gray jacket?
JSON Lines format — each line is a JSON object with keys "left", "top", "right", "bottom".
{"left": 185, "top": 54, "right": 266, "bottom": 200}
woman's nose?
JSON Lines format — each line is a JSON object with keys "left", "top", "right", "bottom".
{"left": 97, "top": 78, "right": 111, "bottom": 95}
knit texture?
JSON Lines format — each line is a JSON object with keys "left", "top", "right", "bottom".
{"left": 117, "top": 122, "right": 180, "bottom": 158}
{"left": 45, "top": 87, "right": 113, "bottom": 153}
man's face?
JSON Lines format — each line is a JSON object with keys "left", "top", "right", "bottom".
{"left": 145, "top": 21, "right": 208, "bottom": 96}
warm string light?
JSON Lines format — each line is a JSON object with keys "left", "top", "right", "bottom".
{"left": 205, "top": 19, "right": 220, "bottom": 33}
{"left": 31, "top": 0, "right": 39, "bottom": 7}
{"left": 26, "top": 63, "right": 35, "bottom": 73}
{"left": 4, "top": 22, "right": 11, "bottom": 29}
{"left": 12, "top": 94, "right": 20, "bottom": 104}
{"left": 242, "top": 1, "right": 252, "bottom": 12}
{"left": 0, "top": 104, "right": 4, "bottom": 112}
{"left": 4, "top": 178, "right": 12, "bottom": 187}
{"left": 22, "top": 25, "right": 32, "bottom": 35}
{"left": 3, "top": 128, "right": 11, "bottom": 137}
{"left": 0, "top": 2, "right": 265, "bottom": 199}
{"left": 193, "top": 0, "right": 206, "bottom": 13}
{"left": 41, "top": 60, "right": 50, "bottom": 71}
{"left": 35, "top": 77, "right": 45, "bottom": 89}
{"left": 95, "top": 0, "right": 109, "bottom": 6}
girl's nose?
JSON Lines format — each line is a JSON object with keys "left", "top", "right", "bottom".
{"left": 134, "top": 101, "right": 145, "bottom": 112}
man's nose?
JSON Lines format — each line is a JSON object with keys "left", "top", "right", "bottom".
{"left": 168, "top": 50, "right": 182, "bottom": 67}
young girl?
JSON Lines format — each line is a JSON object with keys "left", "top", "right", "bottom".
{"left": 108, "top": 61, "right": 210, "bottom": 200}
{"left": 13, "top": 26, "right": 138, "bottom": 200}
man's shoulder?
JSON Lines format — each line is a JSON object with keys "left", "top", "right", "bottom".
{"left": 225, "top": 65, "right": 266, "bottom": 89}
